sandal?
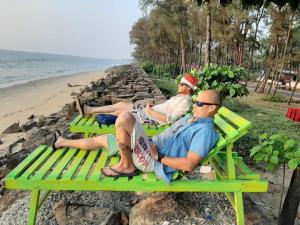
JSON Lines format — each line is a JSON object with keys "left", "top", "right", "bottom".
{"left": 75, "top": 96, "right": 85, "bottom": 117}
{"left": 101, "top": 167, "right": 140, "bottom": 178}
{"left": 52, "top": 130, "right": 62, "bottom": 151}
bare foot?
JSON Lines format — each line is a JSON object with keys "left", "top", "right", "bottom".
{"left": 54, "top": 136, "right": 64, "bottom": 149}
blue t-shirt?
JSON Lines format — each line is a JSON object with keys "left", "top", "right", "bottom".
{"left": 151, "top": 114, "right": 219, "bottom": 184}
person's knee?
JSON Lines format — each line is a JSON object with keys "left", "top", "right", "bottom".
{"left": 116, "top": 111, "right": 135, "bottom": 127}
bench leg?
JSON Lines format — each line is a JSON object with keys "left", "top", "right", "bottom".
{"left": 234, "top": 191, "right": 245, "bottom": 225}
{"left": 28, "top": 190, "right": 40, "bottom": 225}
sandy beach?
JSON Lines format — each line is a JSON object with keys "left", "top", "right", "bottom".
{"left": 0, "top": 70, "right": 107, "bottom": 133}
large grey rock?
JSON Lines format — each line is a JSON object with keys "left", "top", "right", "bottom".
{"left": 53, "top": 201, "right": 121, "bottom": 225}
{"left": 129, "top": 193, "right": 206, "bottom": 225}
{"left": 21, "top": 120, "right": 37, "bottom": 132}
{"left": 2, "top": 122, "right": 22, "bottom": 134}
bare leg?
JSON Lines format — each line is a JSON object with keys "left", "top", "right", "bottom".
{"left": 54, "top": 135, "right": 109, "bottom": 150}
{"left": 102, "top": 111, "right": 137, "bottom": 175}
{"left": 83, "top": 102, "right": 133, "bottom": 115}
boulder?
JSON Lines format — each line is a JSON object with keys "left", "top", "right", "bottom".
{"left": 21, "top": 120, "right": 38, "bottom": 132}
{"left": 27, "top": 114, "right": 35, "bottom": 120}
{"left": 53, "top": 201, "right": 121, "bottom": 225}
{"left": 2, "top": 122, "right": 22, "bottom": 134}
{"left": 129, "top": 193, "right": 206, "bottom": 225}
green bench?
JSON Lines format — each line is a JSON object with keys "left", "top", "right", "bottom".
{"left": 3, "top": 107, "right": 268, "bottom": 225}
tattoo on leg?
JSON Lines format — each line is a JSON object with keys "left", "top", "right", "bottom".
{"left": 117, "top": 138, "right": 131, "bottom": 153}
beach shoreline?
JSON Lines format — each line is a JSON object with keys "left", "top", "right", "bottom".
{"left": 0, "top": 70, "right": 107, "bottom": 133}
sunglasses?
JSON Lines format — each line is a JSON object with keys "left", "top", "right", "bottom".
{"left": 194, "top": 100, "right": 219, "bottom": 107}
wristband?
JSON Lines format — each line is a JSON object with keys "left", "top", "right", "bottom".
{"left": 158, "top": 152, "right": 165, "bottom": 163}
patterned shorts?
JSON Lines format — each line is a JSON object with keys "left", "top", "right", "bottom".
{"left": 131, "top": 105, "right": 159, "bottom": 126}
{"left": 131, "top": 121, "right": 155, "bottom": 172}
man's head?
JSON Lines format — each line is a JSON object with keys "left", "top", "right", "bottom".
{"left": 193, "top": 90, "right": 221, "bottom": 118}
{"left": 178, "top": 74, "right": 198, "bottom": 95}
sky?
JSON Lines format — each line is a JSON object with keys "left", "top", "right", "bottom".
{"left": 0, "top": 0, "right": 142, "bottom": 59}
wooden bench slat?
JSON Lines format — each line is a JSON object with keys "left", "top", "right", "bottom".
{"left": 70, "top": 114, "right": 84, "bottom": 126}
{"left": 5, "top": 145, "right": 49, "bottom": 179}
{"left": 60, "top": 150, "right": 87, "bottom": 180}
{"left": 19, "top": 147, "right": 54, "bottom": 180}
{"left": 76, "top": 150, "right": 100, "bottom": 180}
{"left": 218, "top": 107, "right": 251, "bottom": 131}
{"left": 89, "top": 149, "right": 109, "bottom": 181}
{"left": 84, "top": 116, "right": 96, "bottom": 128}
{"left": 47, "top": 148, "right": 78, "bottom": 180}
{"left": 214, "top": 114, "right": 239, "bottom": 140}
{"left": 32, "top": 148, "right": 67, "bottom": 180}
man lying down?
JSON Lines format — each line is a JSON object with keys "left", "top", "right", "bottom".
{"left": 54, "top": 90, "right": 221, "bottom": 184}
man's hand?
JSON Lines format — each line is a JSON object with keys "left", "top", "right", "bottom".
{"left": 145, "top": 103, "right": 153, "bottom": 114}
{"left": 150, "top": 144, "right": 159, "bottom": 160}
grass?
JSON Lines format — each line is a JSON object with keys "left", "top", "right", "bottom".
{"left": 151, "top": 77, "right": 300, "bottom": 165}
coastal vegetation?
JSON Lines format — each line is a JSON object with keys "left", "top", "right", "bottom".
{"left": 131, "top": 0, "right": 300, "bottom": 102}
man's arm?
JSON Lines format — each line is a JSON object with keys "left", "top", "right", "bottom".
{"left": 150, "top": 145, "right": 202, "bottom": 172}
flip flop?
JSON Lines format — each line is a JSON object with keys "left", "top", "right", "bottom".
{"left": 101, "top": 167, "right": 140, "bottom": 178}
{"left": 52, "top": 130, "right": 62, "bottom": 151}
{"left": 75, "top": 96, "right": 85, "bottom": 117}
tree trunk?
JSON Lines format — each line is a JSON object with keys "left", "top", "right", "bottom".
{"left": 272, "top": 13, "right": 294, "bottom": 98}
{"left": 205, "top": 3, "right": 211, "bottom": 66}
{"left": 278, "top": 167, "right": 300, "bottom": 225}
{"left": 267, "top": 37, "right": 280, "bottom": 95}
{"left": 198, "top": 42, "right": 203, "bottom": 67}
{"left": 259, "top": 68, "right": 272, "bottom": 93}
{"left": 288, "top": 65, "right": 300, "bottom": 105}
{"left": 246, "top": 7, "right": 265, "bottom": 85}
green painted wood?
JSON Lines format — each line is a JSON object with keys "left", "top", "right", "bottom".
{"left": 76, "top": 150, "right": 100, "bottom": 180}
{"left": 32, "top": 148, "right": 67, "bottom": 180}
{"left": 60, "top": 150, "right": 87, "bottom": 180}
{"left": 70, "top": 114, "right": 83, "bottom": 126}
{"left": 28, "top": 190, "right": 40, "bottom": 225}
{"left": 5, "top": 145, "right": 48, "bottom": 179}
{"left": 89, "top": 148, "right": 109, "bottom": 181}
{"left": 19, "top": 147, "right": 54, "bottom": 180}
{"left": 4, "top": 178, "right": 268, "bottom": 193}
{"left": 234, "top": 191, "right": 245, "bottom": 225}
{"left": 218, "top": 107, "right": 251, "bottom": 131}
{"left": 47, "top": 148, "right": 78, "bottom": 180}
{"left": 214, "top": 115, "right": 239, "bottom": 140}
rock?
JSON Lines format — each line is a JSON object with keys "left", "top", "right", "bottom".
{"left": 21, "top": 120, "right": 37, "bottom": 132}
{"left": 53, "top": 201, "right": 121, "bottom": 225}
{"left": 3, "top": 148, "right": 32, "bottom": 169}
{"left": 70, "top": 91, "right": 80, "bottom": 96}
{"left": 8, "top": 138, "right": 25, "bottom": 154}
{"left": 27, "top": 114, "right": 35, "bottom": 120}
{"left": 129, "top": 193, "right": 203, "bottom": 225}
{"left": 0, "top": 190, "right": 27, "bottom": 213}
{"left": 0, "top": 140, "right": 2, "bottom": 145}
{"left": 2, "top": 122, "right": 22, "bottom": 134}
{"left": 0, "top": 167, "right": 10, "bottom": 179}
{"left": 44, "top": 117, "right": 59, "bottom": 126}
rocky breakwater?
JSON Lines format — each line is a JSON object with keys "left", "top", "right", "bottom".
{"left": 0, "top": 64, "right": 264, "bottom": 225}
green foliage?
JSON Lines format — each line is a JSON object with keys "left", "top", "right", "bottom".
{"left": 176, "top": 64, "right": 249, "bottom": 99}
{"left": 250, "top": 133, "right": 300, "bottom": 171}
{"left": 151, "top": 77, "right": 177, "bottom": 97}
{"left": 262, "top": 94, "right": 288, "bottom": 103}
{"left": 139, "top": 61, "right": 155, "bottom": 74}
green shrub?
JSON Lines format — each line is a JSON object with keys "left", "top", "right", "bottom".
{"left": 140, "top": 61, "right": 155, "bottom": 74}
{"left": 262, "top": 94, "right": 288, "bottom": 103}
{"left": 176, "top": 64, "right": 249, "bottom": 99}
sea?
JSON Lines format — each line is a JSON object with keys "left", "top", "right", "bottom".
{"left": 0, "top": 49, "right": 131, "bottom": 89}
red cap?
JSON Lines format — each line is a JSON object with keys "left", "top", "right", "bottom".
{"left": 180, "top": 74, "right": 199, "bottom": 90}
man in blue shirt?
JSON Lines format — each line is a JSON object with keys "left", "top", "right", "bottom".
{"left": 54, "top": 90, "right": 221, "bottom": 183}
